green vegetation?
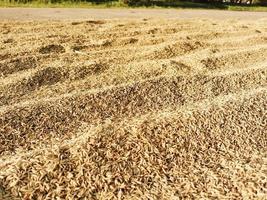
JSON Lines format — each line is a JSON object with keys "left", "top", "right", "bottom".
{"left": 0, "top": 0, "right": 267, "bottom": 11}
{"left": 0, "top": 0, "right": 126, "bottom": 8}
{"left": 228, "top": 4, "right": 267, "bottom": 11}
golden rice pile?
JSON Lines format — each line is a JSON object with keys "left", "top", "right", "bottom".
{"left": 0, "top": 18, "right": 266, "bottom": 199}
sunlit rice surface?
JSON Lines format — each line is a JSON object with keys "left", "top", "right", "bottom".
{"left": 0, "top": 18, "right": 267, "bottom": 199}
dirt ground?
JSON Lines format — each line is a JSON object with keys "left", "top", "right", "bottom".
{"left": 0, "top": 10, "right": 267, "bottom": 200}
{"left": 1, "top": 8, "right": 267, "bottom": 21}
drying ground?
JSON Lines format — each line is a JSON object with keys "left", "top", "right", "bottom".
{"left": 0, "top": 18, "right": 267, "bottom": 199}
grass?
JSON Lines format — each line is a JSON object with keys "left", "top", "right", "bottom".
{"left": 0, "top": 1, "right": 127, "bottom": 8}
{"left": 0, "top": 0, "right": 267, "bottom": 11}
{"left": 228, "top": 4, "right": 267, "bottom": 11}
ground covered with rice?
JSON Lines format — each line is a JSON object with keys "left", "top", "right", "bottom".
{"left": 0, "top": 18, "right": 267, "bottom": 199}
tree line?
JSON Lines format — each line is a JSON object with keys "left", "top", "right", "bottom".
{"left": 4, "top": 0, "right": 267, "bottom": 6}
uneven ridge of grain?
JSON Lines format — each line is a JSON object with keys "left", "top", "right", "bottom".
{"left": 0, "top": 18, "right": 266, "bottom": 199}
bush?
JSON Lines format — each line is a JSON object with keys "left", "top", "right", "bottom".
{"left": 122, "top": 0, "right": 151, "bottom": 6}
{"left": 122, "top": 0, "right": 226, "bottom": 6}
{"left": 258, "top": 0, "right": 267, "bottom": 5}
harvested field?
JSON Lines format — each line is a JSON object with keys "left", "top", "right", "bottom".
{"left": 0, "top": 18, "right": 267, "bottom": 199}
